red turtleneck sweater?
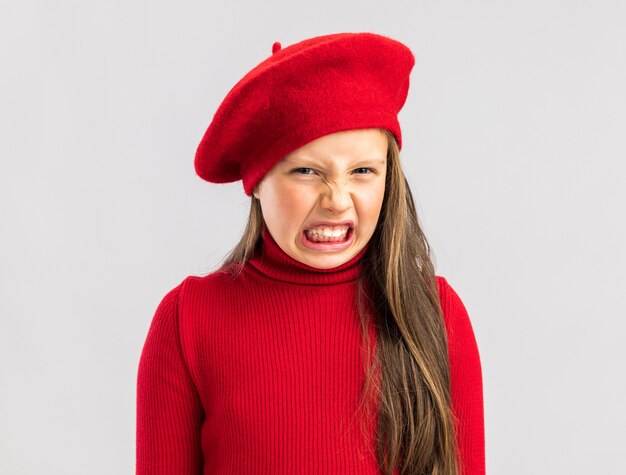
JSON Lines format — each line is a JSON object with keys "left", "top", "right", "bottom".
{"left": 136, "top": 227, "right": 485, "bottom": 474}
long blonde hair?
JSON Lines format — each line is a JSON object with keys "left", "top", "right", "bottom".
{"left": 217, "top": 128, "right": 461, "bottom": 474}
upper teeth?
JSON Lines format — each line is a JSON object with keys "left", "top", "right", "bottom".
{"left": 305, "top": 225, "right": 350, "bottom": 237}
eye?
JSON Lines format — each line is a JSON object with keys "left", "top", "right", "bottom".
{"left": 292, "top": 167, "right": 316, "bottom": 175}
{"left": 290, "top": 167, "right": 376, "bottom": 176}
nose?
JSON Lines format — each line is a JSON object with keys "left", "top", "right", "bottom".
{"left": 320, "top": 181, "right": 353, "bottom": 214}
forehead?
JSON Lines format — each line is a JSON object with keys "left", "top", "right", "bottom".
{"left": 280, "top": 129, "right": 388, "bottom": 165}
{"left": 280, "top": 154, "right": 386, "bottom": 166}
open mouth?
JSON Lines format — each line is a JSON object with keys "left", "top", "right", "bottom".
{"left": 303, "top": 226, "right": 353, "bottom": 244}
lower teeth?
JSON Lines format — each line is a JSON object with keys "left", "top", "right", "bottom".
{"left": 306, "top": 231, "right": 348, "bottom": 243}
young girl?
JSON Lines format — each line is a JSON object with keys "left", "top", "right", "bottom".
{"left": 137, "top": 32, "right": 485, "bottom": 475}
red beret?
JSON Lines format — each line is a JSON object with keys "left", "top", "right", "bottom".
{"left": 194, "top": 32, "right": 415, "bottom": 196}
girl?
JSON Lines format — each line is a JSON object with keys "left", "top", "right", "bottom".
{"left": 137, "top": 32, "right": 485, "bottom": 475}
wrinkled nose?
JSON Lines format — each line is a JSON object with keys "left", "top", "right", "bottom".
{"left": 320, "top": 183, "right": 352, "bottom": 214}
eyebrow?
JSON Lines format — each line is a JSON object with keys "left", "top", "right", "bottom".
{"left": 282, "top": 157, "right": 386, "bottom": 165}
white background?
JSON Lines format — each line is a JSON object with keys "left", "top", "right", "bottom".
{"left": 1, "top": 1, "right": 625, "bottom": 473}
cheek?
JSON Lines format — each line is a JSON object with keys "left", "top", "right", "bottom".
{"left": 357, "top": 184, "right": 385, "bottom": 211}
{"left": 353, "top": 189, "right": 385, "bottom": 228}
{"left": 265, "top": 184, "right": 313, "bottom": 222}
{"left": 283, "top": 188, "right": 313, "bottom": 219}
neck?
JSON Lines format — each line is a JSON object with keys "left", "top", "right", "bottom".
{"left": 246, "top": 225, "right": 370, "bottom": 285}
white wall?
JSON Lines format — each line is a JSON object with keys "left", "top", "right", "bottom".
{"left": 1, "top": 1, "right": 624, "bottom": 473}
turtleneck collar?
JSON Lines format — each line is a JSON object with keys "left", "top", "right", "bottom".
{"left": 246, "top": 225, "right": 369, "bottom": 286}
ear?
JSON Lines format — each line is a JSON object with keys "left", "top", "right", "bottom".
{"left": 252, "top": 184, "right": 260, "bottom": 200}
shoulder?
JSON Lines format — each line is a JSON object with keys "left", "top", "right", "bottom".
{"left": 150, "top": 269, "right": 227, "bottom": 318}
{"left": 147, "top": 270, "right": 235, "bottom": 358}
{"left": 434, "top": 275, "right": 478, "bottom": 349}
{"left": 155, "top": 264, "right": 242, "bottom": 299}
{"left": 435, "top": 275, "right": 468, "bottom": 317}
{"left": 148, "top": 280, "right": 184, "bottom": 331}
{"left": 178, "top": 265, "right": 245, "bottom": 305}
{"left": 153, "top": 266, "right": 244, "bottom": 329}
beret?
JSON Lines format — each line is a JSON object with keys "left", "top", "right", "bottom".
{"left": 194, "top": 32, "right": 415, "bottom": 196}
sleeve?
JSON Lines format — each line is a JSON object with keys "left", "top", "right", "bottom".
{"left": 436, "top": 276, "right": 486, "bottom": 475}
{"left": 136, "top": 280, "right": 204, "bottom": 474}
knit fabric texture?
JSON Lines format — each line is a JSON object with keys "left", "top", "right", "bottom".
{"left": 136, "top": 226, "right": 485, "bottom": 474}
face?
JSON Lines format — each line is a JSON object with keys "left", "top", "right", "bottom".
{"left": 252, "top": 128, "right": 388, "bottom": 269}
